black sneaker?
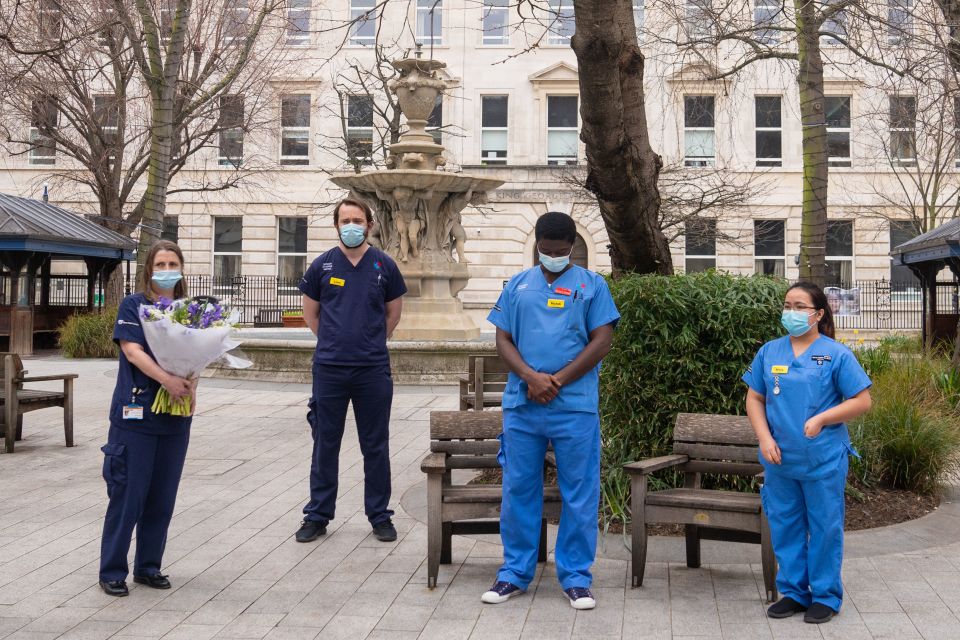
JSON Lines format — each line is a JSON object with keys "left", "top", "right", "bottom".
{"left": 99, "top": 580, "right": 129, "bottom": 597}
{"left": 133, "top": 573, "right": 171, "bottom": 589}
{"left": 767, "top": 596, "right": 808, "bottom": 619}
{"left": 803, "top": 602, "right": 836, "bottom": 624}
{"left": 372, "top": 520, "right": 397, "bottom": 542}
{"left": 295, "top": 519, "right": 327, "bottom": 542}
{"left": 481, "top": 581, "right": 525, "bottom": 604}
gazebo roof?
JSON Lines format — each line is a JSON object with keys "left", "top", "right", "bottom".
{"left": 890, "top": 218, "right": 960, "bottom": 266}
{"left": 0, "top": 193, "right": 135, "bottom": 260}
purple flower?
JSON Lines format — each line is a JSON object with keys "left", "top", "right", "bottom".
{"left": 156, "top": 297, "right": 173, "bottom": 311}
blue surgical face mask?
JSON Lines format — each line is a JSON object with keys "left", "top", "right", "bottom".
{"left": 151, "top": 270, "right": 182, "bottom": 290}
{"left": 781, "top": 310, "right": 815, "bottom": 337}
{"left": 538, "top": 245, "right": 571, "bottom": 273}
{"left": 339, "top": 223, "right": 366, "bottom": 248}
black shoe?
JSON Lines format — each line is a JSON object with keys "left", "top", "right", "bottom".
{"left": 372, "top": 520, "right": 397, "bottom": 542}
{"left": 295, "top": 519, "right": 327, "bottom": 543}
{"left": 804, "top": 602, "right": 836, "bottom": 624}
{"left": 99, "top": 580, "right": 129, "bottom": 597}
{"left": 767, "top": 596, "right": 807, "bottom": 619}
{"left": 133, "top": 573, "right": 171, "bottom": 589}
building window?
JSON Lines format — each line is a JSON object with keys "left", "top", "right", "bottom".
{"left": 481, "top": 95, "right": 508, "bottom": 165}
{"left": 278, "top": 217, "right": 307, "bottom": 282}
{"left": 889, "top": 220, "right": 920, "bottom": 289}
{"left": 161, "top": 215, "right": 179, "bottom": 243}
{"left": 94, "top": 95, "right": 119, "bottom": 161}
{"left": 826, "top": 220, "right": 853, "bottom": 287}
{"left": 222, "top": 0, "right": 249, "bottom": 45}
{"left": 213, "top": 217, "right": 243, "bottom": 281}
{"left": 547, "top": 95, "right": 578, "bottom": 165}
{"left": 888, "top": 0, "right": 912, "bottom": 45}
{"left": 427, "top": 96, "right": 442, "bottom": 146}
{"left": 482, "top": 0, "right": 509, "bottom": 45}
{"left": 417, "top": 0, "right": 443, "bottom": 46}
{"left": 350, "top": 0, "right": 376, "bottom": 46}
{"left": 280, "top": 94, "right": 310, "bottom": 166}
{"left": 346, "top": 95, "right": 374, "bottom": 163}
{"left": 889, "top": 95, "right": 916, "bottom": 166}
{"left": 755, "top": 96, "right": 782, "bottom": 167}
{"left": 821, "top": 0, "right": 846, "bottom": 46}
{"left": 218, "top": 95, "right": 244, "bottom": 167}
{"left": 29, "top": 97, "right": 57, "bottom": 166}
{"left": 684, "top": 95, "right": 715, "bottom": 167}
{"left": 286, "top": 0, "right": 310, "bottom": 46}
{"left": 634, "top": 1, "right": 644, "bottom": 37}
{"left": 825, "top": 96, "right": 851, "bottom": 168}
{"left": 547, "top": 0, "right": 574, "bottom": 45}
{"left": 39, "top": 0, "right": 62, "bottom": 41}
{"left": 160, "top": 0, "right": 174, "bottom": 41}
{"left": 754, "top": 0, "right": 780, "bottom": 45}
{"left": 684, "top": 218, "right": 716, "bottom": 273}
{"left": 685, "top": 0, "right": 713, "bottom": 41}
{"left": 754, "top": 219, "right": 785, "bottom": 277}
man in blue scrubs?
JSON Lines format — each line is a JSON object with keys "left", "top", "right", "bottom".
{"left": 295, "top": 198, "right": 406, "bottom": 543}
{"left": 481, "top": 212, "right": 620, "bottom": 610}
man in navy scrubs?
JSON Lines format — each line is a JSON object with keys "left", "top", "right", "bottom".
{"left": 295, "top": 198, "right": 406, "bottom": 543}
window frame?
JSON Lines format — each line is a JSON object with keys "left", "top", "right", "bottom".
{"left": 285, "top": 0, "right": 311, "bottom": 47}
{"left": 349, "top": 0, "right": 377, "bottom": 46}
{"left": 277, "top": 216, "right": 308, "bottom": 286}
{"left": 546, "top": 94, "right": 579, "bottom": 166}
{"left": 212, "top": 216, "right": 244, "bottom": 286}
{"left": 887, "top": 0, "right": 913, "bottom": 46}
{"left": 416, "top": 0, "right": 443, "bottom": 46}
{"left": 821, "top": 1, "right": 847, "bottom": 47}
{"left": 222, "top": 0, "right": 249, "bottom": 46}
{"left": 481, "top": 95, "right": 508, "bottom": 165}
{"left": 684, "top": 94, "right": 716, "bottom": 168}
{"left": 754, "top": 0, "right": 780, "bottom": 45}
{"left": 29, "top": 97, "right": 58, "bottom": 166}
{"left": 161, "top": 215, "right": 179, "bottom": 244}
{"left": 684, "top": 218, "right": 717, "bottom": 273}
{"left": 93, "top": 95, "right": 120, "bottom": 162}
{"left": 825, "top": 219, "right": 854, "bottom": 288}
{"left": 633, "top": 1, "right": 645, "bottom": 41}
{"left": 547, "top": 0, "right": 575, "bottom": 46}
{"left": 754, "top": 95, "right": 782, "bottom": 168}
{"left": 889, "top": 94, "right": 917, "bottom": 167}
{"left": 279, "top": 93, "right": 311, "bottom": 166}
{"left": 346, "top": 94, "right": 375, "bottom": 164}
{"left": 753, "top": 219, "right": 786, "bottom": 277}
{"left": 218, "top": 95, "right": 244, "bottom": 167}
{"left": 685, "top": 0, "right": 713, "bottom": 42}
{"left": 481, "top": 0, "right": 510, "bottom": 46}
{"left": 825, "top": 95, "right": 852, "bottom": 168}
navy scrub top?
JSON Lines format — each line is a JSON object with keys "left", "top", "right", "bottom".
{"left": 299, "top": 246, "right": 407, "bottom": 366}
{"left": 110, "top": 293, "right": 192, "bottom": 435}
{"left": 487, "top": 265, "right": 621, "bottom": 414}
{"left": 742, "top": 334, "right": 871, "bottom": 477}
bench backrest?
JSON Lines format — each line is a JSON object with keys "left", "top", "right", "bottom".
{"left": 465, "top": 355, "right": 509, "bottom": 394}
{"left": 430, "top": 410, "right": 502, "bottom": 455}
{"left": 672, "top": 413, "right": 762, "bottom": 476}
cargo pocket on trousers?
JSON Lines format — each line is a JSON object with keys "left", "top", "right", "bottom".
{"left": 496, "top": 433, "right": 506, "bottom": 468}
{"left": 306, "top": 399, "right": 318, "bottom": 439}
{"left": 100, "top": 443, "right": 127, "bottom": 499}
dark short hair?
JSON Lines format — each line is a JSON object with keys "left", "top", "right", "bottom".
{"left": 333, "top": 198, "right": 373, "bottom": 225}
{"left": 535, "top": 211, "right": 576, "bottom": 244}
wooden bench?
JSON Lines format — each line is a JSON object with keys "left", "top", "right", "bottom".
{"left": 1, "top": 353, "right": 77, "bottom": 453}
{"left": 253, "top": 307, "right": 284, "bottom": 328}
{"left": 458, "top": 355, "right": 508, "bottom": 410}
{"left": 421, "top": 410, "right": 561, "bottom": 588}
{"left": 624, "top": 413, "right": 778, "bottom": 602}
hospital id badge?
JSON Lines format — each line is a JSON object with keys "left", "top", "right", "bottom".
{"left": 123, "top": 404, "right": 144, "bottom": 420}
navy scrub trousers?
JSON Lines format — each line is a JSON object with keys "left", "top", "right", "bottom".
{"left": 298, "top": 246, "right": 407, "bottom": 527}
{"left": 100, "top": 293, "right": 193, "bottom": 582}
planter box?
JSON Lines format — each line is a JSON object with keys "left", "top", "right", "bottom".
{"left": 281, "top": 315, "right": 306, "bottom": 328}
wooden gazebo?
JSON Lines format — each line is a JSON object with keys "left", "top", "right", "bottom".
{"left": 0, "top": 193, "right": 134, "bottom": 355}
{"left": 890, "top": 218, "right": 960, "bottom": 350}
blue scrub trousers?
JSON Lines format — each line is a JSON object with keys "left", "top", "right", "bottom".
{"left": 99, "top": 424, "right": 190, "bottom": 581}
{"left": 761, "top": 454, "right": 848, "bottom": 612}
{"left": 304, "top": 363, "right": 394, "bottom": 526}
{"left": 497, "top": 403, "right": 601, "bottom": 591}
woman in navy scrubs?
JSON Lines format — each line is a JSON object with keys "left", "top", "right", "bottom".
{"left": 99, "top": 240, "right": 196, "bottom": 597}
{"left": 743, "top": 282, "right": 872, "bottom": 623}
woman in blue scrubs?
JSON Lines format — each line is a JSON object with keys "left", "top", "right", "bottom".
{"left": 743, "top": 282, "right": 872, "bottom": 623}
{"left": 481, "top": 212, "right": 620, "bottom": 610}
{"left": 99, "top": 240, "right": 196, "bottom": 597}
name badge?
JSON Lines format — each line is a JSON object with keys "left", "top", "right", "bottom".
{"left": 555, "top": 287, "right": 572, "bottom": 296}
{"left": 123, "top": 404, "right": 144, "bottom": 420}
{"left": 329, "top": 277, "right": 345, "bottom": 287}
{"left": 771, "top": 365, "right": 789, "bottom": 374}
{"left": 547, "top": 299, "right": 565, "bottom": 308}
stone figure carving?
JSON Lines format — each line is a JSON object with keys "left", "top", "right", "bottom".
{"left": 391, "top": 187, "right": 423, "bottom": 263}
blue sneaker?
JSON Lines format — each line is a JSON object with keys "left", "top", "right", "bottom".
{"left": 564, "top": 586, "right": 596, "bottom": 610}
{"left": 481, "top": 581, "right": 525, "bottom": 604}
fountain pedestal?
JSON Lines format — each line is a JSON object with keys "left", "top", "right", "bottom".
{"left": 391, "top": 258, "right": 476, "bottom": 340}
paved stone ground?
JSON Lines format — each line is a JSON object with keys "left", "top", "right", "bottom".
{"left": 1, "top": 356, "right": 959, "bottom": 640}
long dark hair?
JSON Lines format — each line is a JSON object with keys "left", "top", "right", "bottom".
{"left": 787, "top": 281, "right": 835, "bottom": 339}
{"left": 140, "top": 240, "right": 187, "bottom": 300}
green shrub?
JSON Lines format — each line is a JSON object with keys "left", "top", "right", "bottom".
{"left": 850, "top": 344, "right": 893, "bottom": 378}
{"left": 599, "top": 272, "right": 787, "bottom": 524}
{"left": 58, "top": 308, "right": 119, "bottom": 358}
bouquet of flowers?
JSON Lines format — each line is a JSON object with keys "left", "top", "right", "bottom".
{"left": 140, "top": 297, "right": 251, "bottom": 415}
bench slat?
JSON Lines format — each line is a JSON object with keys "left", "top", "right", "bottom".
{"left": 673, "top": 413, "right": 757, "bottom": 445}
{"left": 431, "top": 441, "right": 500, "bottom": 455}
{"left": 431, "top": 411, "right": 502, "bottom": 439}
{"left": 646, "top": 488, "right": 760, "bottom": 514}
{"left": 443, "top": 486, "right": 562, "bottom": 503}
{"left": 674, "top": 442, "right": 759, "bottom": 463}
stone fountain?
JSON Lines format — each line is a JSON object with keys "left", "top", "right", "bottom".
{"left": 330, "top": 53, "right": 504, "bottom": 340}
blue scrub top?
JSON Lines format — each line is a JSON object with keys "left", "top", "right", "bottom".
{"left": 299, "top": 246, "right": 407, "bottom": 366}
{"left": 487, "top": 265, "right": 620, "bottom": 413}
{"left": 742, "top": 335, "right": 871, "bottom": 477}
{"left": 110, "top": 293, "right": 191, "bottom": 435}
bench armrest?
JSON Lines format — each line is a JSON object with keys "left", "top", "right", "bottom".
{"left": 20, "top": 374, "right": 79, "bottom": 383}
{"left": 421, "top": 452, "right": 448, "bottom": 473}
{"left": 624, "top": 454, "right": 689, "bottom": 475}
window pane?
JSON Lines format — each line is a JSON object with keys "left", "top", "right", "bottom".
{"left": 754, "top": 0, "right": 780, "bottom": 44}
{"left": 825, "top": 260, "right": 852, "bottom": 287}
{"left": 685, "top": 130, "right": 715, "bottom": 161}
{"left": 281, "top": 131, "right": 309, "bottom": 160}
{"left": 827, "top": 132, "right": 850, "bottom": 160}
{"left": 278, "top": 255, "right": 307, "bottom": 281}
{"left": 685, "top": 257, "right": 716, "bottom": 273}
{"left": 755, "top": 96, "right": 781, "bottom": 128}
{"left": 824, "top": 97, "right": 850, "bottom": 128}
{"left": 281, "top": 95, "right": 310, "bottom": 127}
{"left": 891, "top": 131, "right": 916, "bottom": 162}
{"left": 482, "top": 96, "right": 508, "bottom": 128}
{"left": 348, "top": 95, "right": 374, "bottom": 127}
{"left": 755, "top": 258, "right": 785, "bottom": 277}
{"left": 427, "top": 96, "right": 442, "bottom": 144}
{"left": 547, "top": 130, "right": 578, "bottom": 158}
{"left": 417, "top": 0, "right": 443, "bottom": 44}
{"left": 684, "top": 95, "right": 714, "bottom": 128}
{"left": 161, "top": 215, "right": 179, "bottom": 243}
{"left": 214, "top": 216, "right": 243, "bottom": 253}
{"left": 278, "top": 217, "right": 307, "bottom": 254}
{"left": 350, "top": 0, "right": 376, "bottom": 45}
{"left": 214, "top": 255, "right": 241, "bottom": 280}
{"left": 483, "top": 0, "right": 509, "bottom": 44}
{"left": 754, "top": 219, "right": 784, "bottom": 257}
{"left": 826, "top": 220, "right": 853, "bottom": 256}
{"left": 547, "top": 96, "right": 577, "bottom": 127}
{"left": 890, "top": 95, "right": 916, "bottom": 128}
{"left": 219, "top": 129, "right": 243, "bottom": 165}
{"left": 888, "top": 0, "right": 912, "bottom": 43}
{"left": 481, "top": 130, "right": 508, "bottom": 157}
{"left": 219, "top": 95, "right": 244, "bottom": 128}
{"left": 548, "top": 0, "right": 575, "bottom": 43}
{"left": 94, "top": 96, "right": 119, "bottom": 127}
{"left": 756, "top": 131, "right": 782, "bottom": 163}
{"left": 685, "top": 218, "right": 716, "bottom": 256}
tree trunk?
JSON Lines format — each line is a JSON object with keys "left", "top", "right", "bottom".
{"left": 572, "top": 0, "right": 672, "bottom": 276}
{"left": 794, "top": 0, "right": 828, "bottom": 287}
